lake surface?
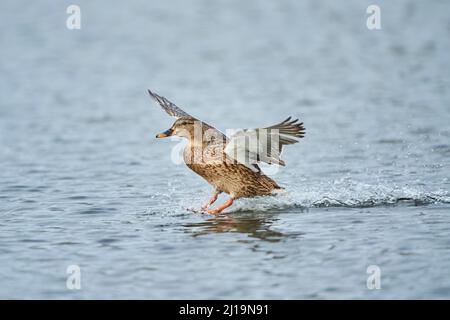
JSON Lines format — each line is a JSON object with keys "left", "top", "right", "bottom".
{"left": 0, "top": 0, "right": 449, "bottom": 299}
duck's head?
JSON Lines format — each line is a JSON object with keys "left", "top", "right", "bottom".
{"left": 156, "top": 116, "right": 197, "bottom": 139}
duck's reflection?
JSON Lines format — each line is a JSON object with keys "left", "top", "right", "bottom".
{"left": 184, "top": 212, "right": 296, "bottom": 242}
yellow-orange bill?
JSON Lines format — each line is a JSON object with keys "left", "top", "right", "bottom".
{"left": 155, "top": 128, "right": 173, "bottom": 138}
{"left": 156, "top": 132, "right": 168, "bottom": 138}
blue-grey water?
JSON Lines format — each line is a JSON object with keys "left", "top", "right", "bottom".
{"left": 1, "top": 0, "right": 450, "bottom": 299}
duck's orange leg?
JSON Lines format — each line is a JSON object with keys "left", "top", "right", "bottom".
{"left": 201, "top": 191, "right": 220, "bottom": 210}
{"left": 207, "top": 198, "right": 234, "bottom": 215}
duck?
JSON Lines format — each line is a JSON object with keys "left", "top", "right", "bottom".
{"left": 148, "top": 89, "right": 305, "bottom": 214}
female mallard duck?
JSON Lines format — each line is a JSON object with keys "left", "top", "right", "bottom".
{"left": 148, "top": 90, "right": 305, "bottom": 214}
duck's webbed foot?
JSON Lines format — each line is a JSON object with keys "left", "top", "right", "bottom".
{"left": 207, "top": 198, "right": 234, "bottom": 215}
{"left": 201, "top": 191, "right": 220, "bottom": 211}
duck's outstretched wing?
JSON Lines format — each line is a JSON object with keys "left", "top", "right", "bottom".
{"left": 147, "top": 89, "right": 192, "bottom": 118}
{"left": 224, "top": 117, "right": 305, "bottom": 170}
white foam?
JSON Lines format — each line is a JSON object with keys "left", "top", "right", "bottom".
{"left": 227, "top": 180, "right": 450, "bottom": 212}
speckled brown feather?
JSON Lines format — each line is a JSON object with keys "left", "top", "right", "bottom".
{"left": 183, "top": 126, "right": 281, "bottom": 199}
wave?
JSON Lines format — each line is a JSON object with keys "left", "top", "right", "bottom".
{"left": 227, "top": 182, "right": 450, "bottom": 212}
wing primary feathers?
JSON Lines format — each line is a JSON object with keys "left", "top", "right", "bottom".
{"left": 265, "top": 116, "right": 305, "bottom": 139}
{"left": 147, "top": 89, "right": 192, "bottom": 118}
{"left": 225, "top": 116, "right": 305, "bottom": 168}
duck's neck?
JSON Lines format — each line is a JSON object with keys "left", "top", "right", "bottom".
{"left": 183, "top": 124, "right": 211, "bottom": 164}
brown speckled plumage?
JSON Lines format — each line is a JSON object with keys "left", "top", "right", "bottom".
{"left": 187, "top": 155, "right": 281, "bottom": 199}
{"left": 148, "top": 90, "right": 305, "bottom": 214}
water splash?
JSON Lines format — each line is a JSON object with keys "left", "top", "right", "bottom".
{"left": 227, "top": 180, "right": 450, "bottom": 212}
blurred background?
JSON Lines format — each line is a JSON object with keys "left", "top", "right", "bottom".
{"left": 0, "top": 0, "right": 449, "bottom": 299}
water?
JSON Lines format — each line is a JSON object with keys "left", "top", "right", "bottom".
{"left": 1, "top": 0, "right": 450, "bottom": 299}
